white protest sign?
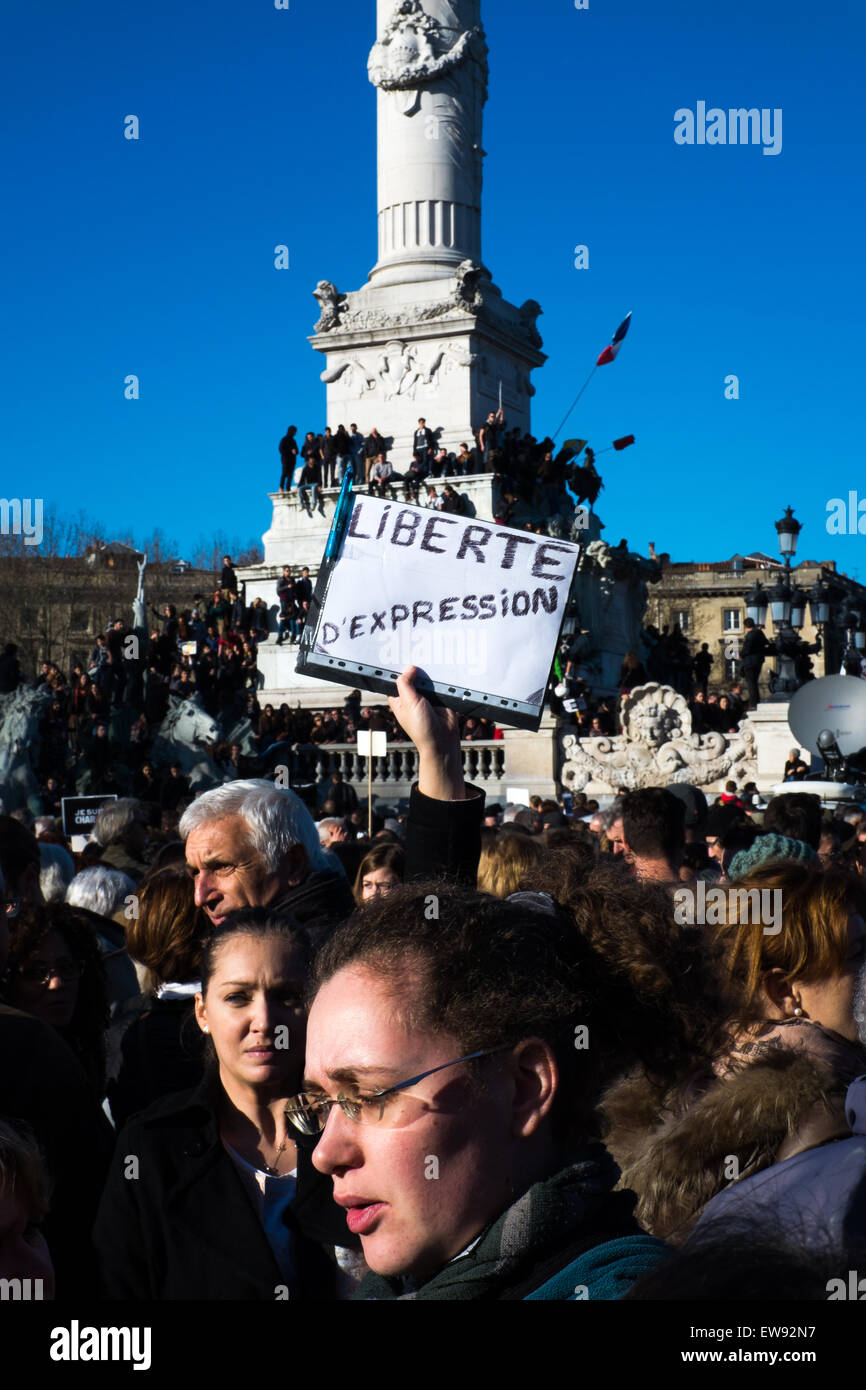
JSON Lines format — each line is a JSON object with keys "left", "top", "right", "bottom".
{"left": 297, "top": 496, "right": 580, "bottom": 730}
{"left": 357, "top": 730, "right": 387, "bottom": 757}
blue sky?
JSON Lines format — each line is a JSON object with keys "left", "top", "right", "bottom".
{"left": 3, "top": 0, "right": 863, "bottom": 576}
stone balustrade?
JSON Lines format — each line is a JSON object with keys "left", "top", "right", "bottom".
{"left": 300, "top": 739, "right": 505, "bottom": 801}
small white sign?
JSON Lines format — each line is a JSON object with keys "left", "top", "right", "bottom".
{"left": 357, "top": 730, "right": 387, "bottom": 757}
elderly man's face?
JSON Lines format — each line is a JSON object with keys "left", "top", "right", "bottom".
{"left": 186, "top": 814, "right": 306, "bottom": 927}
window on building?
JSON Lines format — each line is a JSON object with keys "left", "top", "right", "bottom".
{"left": 723, "top": 609, "right": 742, "bottom": 631}
{"left": 676, "top": 610, "right": 691, "bottom": 633}
{"left": 70, "top": 608, "right": 89, "bottom": 630}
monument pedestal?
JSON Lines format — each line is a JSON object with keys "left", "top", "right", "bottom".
{"left": 310, "top": 271, "right": 545, "bottom": 463}
{"left": 749, "top": 699, "right": 808, "bottom": 788}
{"left": 502, "top": 711, "right": 561, "bottom": 801}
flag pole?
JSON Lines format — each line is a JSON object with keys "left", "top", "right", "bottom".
{"left": 553, "top": 364, "right": 598, "bottom": 441}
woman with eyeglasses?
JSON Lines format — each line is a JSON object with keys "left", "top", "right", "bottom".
{"left": 4, "top": 903, "right": 109, "bottom": 1097}
{"left": 289, "top": 882, "right": 674, "bottom": 1300}
{"left": 93, "top": 908, "right": 362, "bottom": 1300}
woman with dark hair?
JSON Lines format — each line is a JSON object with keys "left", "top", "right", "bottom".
{"left": 352, "top": 843, "right": 404, "bottom": 905}
{"left": 4, "top": 903, "right": 109, "bottom": 1096}
{"left": 287, "top": 879, "right": 691, "bottom": 1300}
{"left": 107, "top": 865, "right": 212, "bottom": 1128}
{"left": 94, "top": 908, "right": 362, "bottom": 1299}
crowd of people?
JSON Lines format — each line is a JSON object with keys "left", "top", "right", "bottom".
{"left": 277, "top": 413, "right": 603, "bottom": 535}
{"left": 3, "top": 660, "right": 866, "bottom": 1307}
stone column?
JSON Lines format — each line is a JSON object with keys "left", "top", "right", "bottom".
{"left": 368, "top": 0, "right": 488, "bottom": 286}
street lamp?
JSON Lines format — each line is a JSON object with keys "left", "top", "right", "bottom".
{"left": 765, "top": 506, "right": 820, "bottom": 696}
{"left": 745, "top": 579, "right": 769, "bottom": 627}
{"left": 775, "top": 505, "right": 802, "bottom": 561}
{"left": 768, "top": 574, "right": 792, "bottom": 627}
{"left": 789, "top": 585, "right": 806, "bottom": 631}
{"left": 807, "top": 578, "right": 833, "bottom": 627}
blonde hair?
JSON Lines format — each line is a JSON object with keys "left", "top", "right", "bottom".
{"left": 477, "top": 831, "right": 546, "bottom": 898}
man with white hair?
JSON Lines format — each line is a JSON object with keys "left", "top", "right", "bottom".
{"left": 180, "top": 779, "right": 355, "bottom": 934}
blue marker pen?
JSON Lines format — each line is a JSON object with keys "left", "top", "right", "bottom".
{"left": 325, "top": 462, "right": 356, "bottom": 562}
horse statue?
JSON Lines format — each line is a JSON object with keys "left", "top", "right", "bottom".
{"left": 151, "top": 696, "right": 228, "bottom": 792}
{"left": 0, "top": 684, "right": 53, "bottom": 812}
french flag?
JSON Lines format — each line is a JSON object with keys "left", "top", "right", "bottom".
{"left": 596, "top": 312, "right": 632, "bottom": 366}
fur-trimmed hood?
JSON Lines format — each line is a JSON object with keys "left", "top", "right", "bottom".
{"left": 602, "top": 1021, "right": 866, "bottom": 1243}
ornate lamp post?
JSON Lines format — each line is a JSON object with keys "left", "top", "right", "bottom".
{"left": 766, "top": 507, "right": 821, "bottom": 696}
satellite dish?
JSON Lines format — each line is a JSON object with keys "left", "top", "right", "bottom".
{"left": 788, "top": 675, "right": 866, "bottom": 758}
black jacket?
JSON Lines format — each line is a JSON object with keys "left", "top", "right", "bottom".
{"left": 0, "top": 1003, "right": 114, "bottom": 1298}
{"left": 93, "top": 1068, "right": 360, "bottom": 1300}
{"left": 269, "top": 869, "right": 356, "bottom": 944}
{"left": 107, "top": 995, "right": 206, "bottom": 1130}
{"left": 404, "top": 782, "right": 484, "bottom": 887}
{"left": 742, "top": 627, "right": 769, "bottom": 669}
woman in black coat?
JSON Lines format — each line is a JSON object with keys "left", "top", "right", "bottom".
{"left": 93, "top": 909, "right": 362, "bottom": 1300}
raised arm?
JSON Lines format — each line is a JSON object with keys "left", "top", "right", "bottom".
{"left": 388, "top": 665, "right": 484, "bottom": 886}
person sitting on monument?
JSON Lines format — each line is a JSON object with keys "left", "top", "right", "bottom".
{"left": 297, "top": 456, "right": 324, "bottom": 517}
{"left": 455, "top": 441, "right": 475, "bottom": 476}
{"left": 422, "top": 485, "right": 443, "bottom": 510}
{"left": 404, "top": 449, "right": 430, "bottom": 503}
{"left": 783, "top": 748, "right": 810, "bottom": 782}
{"left": 369, "top": 452, "right": 403, "bottom": 498}
{"left": 430, "top": 445, "right": 455, "bottom": 478}
{"left": 441, "top": 484, "right": 467, "bottom": 515}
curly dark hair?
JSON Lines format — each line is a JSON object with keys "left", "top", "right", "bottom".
{"left": 312, "top": 872, "right": 735, "bottom": 1147}
{"left": 518, "top": 853, "right": 739, "bottom": 1085}
{"left": 5, "top": 903, "right": 109, "bottom": 1095}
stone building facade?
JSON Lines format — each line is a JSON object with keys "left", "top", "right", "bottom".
{"left": 645, "top": 548, "right": 866, "bottom": 695}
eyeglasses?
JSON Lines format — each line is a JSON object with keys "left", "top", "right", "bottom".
{"left": 285, "top": 1046, "right": 509, "bottom": 1135}
{"left": 1, "top": 898, "right": 22, "bottom": 919}
{"left": 15, "top": 958, "right": 84, "bottom": 990}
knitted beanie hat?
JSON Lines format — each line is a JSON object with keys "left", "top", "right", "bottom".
{"left": 728, "top": 832, "right": 820, "bottom": 881}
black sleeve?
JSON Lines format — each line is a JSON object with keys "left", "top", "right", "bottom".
{"left": 92, "top": 1123, "right": 156, "bottom": 1300}
{"left": 404, "top": 783, "right": 485, "bottom": 887}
